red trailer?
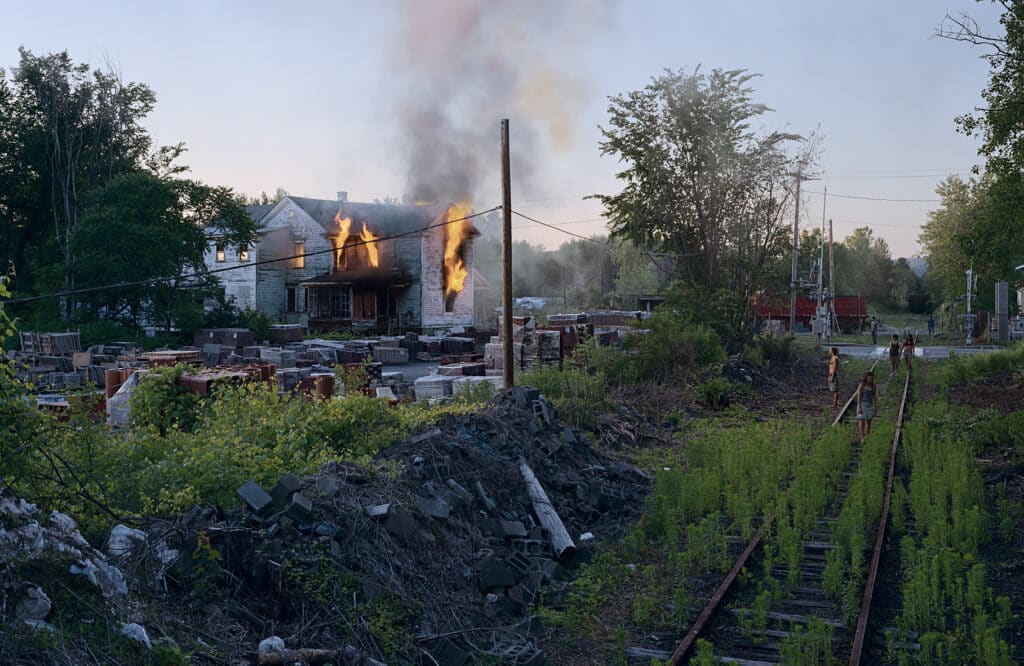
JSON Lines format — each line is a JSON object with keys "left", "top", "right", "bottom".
{"left": 753, "top": 293, "right": 868, "bottom": 333}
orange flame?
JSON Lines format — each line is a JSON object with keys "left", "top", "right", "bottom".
{"left": 360, "top": 222, "right": 379, "bottom": 268}
{"left": 333, "top": 211, "right": 352, "bottom": 269}
{"left": 443, "top": 201, "right": 473, "bottom": 302}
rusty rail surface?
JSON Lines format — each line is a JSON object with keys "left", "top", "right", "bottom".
{"left": 669, "top": 356, "right": 881, "bottom": 665}
{"left": 849, "top": 368, "right": 910, "bottom": 664}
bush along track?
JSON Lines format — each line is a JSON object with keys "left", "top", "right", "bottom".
{"left": 878, "top": 399, "right": 1018, "bottom": 664}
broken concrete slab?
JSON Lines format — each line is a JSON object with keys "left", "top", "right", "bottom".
{"left": 429, "top": 636, "right": 472, "bottom": 666}
{"left": 414, "top": 496, "right": 451, "bottom": 520}
{"left": 510, "top": 386, "right": 540, "bottom": 408}
{"left": 495, "top": 520, "right": 527, "bottom": 540}
{"left": 445, "top": 479, "right": 473, "bottom": 504}
{"left": 271, "top": 474, "right": 302, "bottom": 504}
{"left": 477, "top": 566, "right": 515, "bottom": 593}
{"left": 384, "top": 506, "right": 417, "bottom": 541}
{"left": 364, "top": 503, "right": 391, "bottom": 519}
{"left": 237, "top": 480, "right": 273, "bottom": 516}
{"left": 285, "top": 493, "right": 313, "bottom": 522}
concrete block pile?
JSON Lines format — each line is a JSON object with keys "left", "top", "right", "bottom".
{"left": 111, "top": 386, "right": 649, "bottom": 664}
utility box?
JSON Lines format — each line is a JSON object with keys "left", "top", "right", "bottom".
{"left": 995, "top": 281, "right": 1010, "bottom": 343}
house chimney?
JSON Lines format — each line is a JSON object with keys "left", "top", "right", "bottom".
{"left": 337, "top": 191, "right": 348, "bottom": 203}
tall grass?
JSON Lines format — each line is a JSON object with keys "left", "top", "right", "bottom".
{"left": 942, "top": 342, "right": 1024, "bottom": 388}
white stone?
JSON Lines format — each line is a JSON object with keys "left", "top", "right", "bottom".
{"left": 119, "top": 623, "right": 152, "bottom": 649}
{"left": 258, "top": 636, "right": 286, "bottom": 654}
{"left": 107, "top": 524, "right": 147, "bottom": 558}
{"left": 16, "top": 586, "right": 51, "bottom": 620}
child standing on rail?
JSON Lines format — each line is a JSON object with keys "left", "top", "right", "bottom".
{"left": 828, "top": 347, "right": 840, "bottom": 408}
{"left": 888, "top": 334, "right": 901, "bottom": 376}
{"left": 855, "top": 371, "right": 877, "bottom": 441}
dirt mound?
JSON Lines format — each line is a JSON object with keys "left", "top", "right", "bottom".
{"left": 0, "top": 387, "right": 648, "bottom": 664}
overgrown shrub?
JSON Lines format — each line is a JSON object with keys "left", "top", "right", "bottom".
{"left": 695, "top": 375, "right": 731, "bottom": 408}
{"left": 520, "top": 365, "right": 606, "bottom": 427}
{"left": 238, "top": 306, "right": 272, "bottom": 342}
{"left": 129, "top": 365, "right": 202, "bottom": 434}
{"left": 754, "top": 331, "right": 795, "bottom": 364}
{"left": 740, "top": 343, "right": 764, "bottom": 367}
{"left": 663, "top": 282, "right": 744, "bottom": 343}
{"left": 621, "top": 311, "right": 725, "bottom": 381}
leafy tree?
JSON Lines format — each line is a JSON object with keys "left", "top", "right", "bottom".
{"left": 6, "top": 49, "right": 156, "bottom": 308}
{"left": 71, "top": 172, "right": 256, "bottom": 332}
{"left": 595, "top": 68, "right": 809, "bottom": 335}
{"left": 920, "top": 176, "right": 982, "bottom": 306}
{"left": 936, "top": 4, "right": 1024, "bottom": 295}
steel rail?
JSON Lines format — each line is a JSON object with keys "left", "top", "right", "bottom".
{"left": 849, "top": 368, "right": 910, "bottom": 664}
{"left": 669, "top": 355, "right": 881, "bottom": 665}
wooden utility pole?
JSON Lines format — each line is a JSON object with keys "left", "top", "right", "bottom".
{"left": 500, "top": 119, "right": 514, "bottom": 388}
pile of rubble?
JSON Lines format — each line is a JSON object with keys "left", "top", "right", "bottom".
{"left": 1, "top": 386, "right": 648, "bottom": 664}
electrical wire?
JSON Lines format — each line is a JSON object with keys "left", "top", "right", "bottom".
{"left": 5, "top": 206, "right": 501, "bottom": 305}
{"left": 803, "top": 190, "right": 940, "bottom": 203}
{"left": 510, "top": 209, "right": 697, "bottom": 259}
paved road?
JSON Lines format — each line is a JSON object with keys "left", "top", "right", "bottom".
{"left": 832, "top": 343, "right": 1003, "bottom": 360}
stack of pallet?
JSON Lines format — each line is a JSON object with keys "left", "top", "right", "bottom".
{"left": 20, "top": 331, "right": 82, "bottom": 355}
{"left": 372, "top": 346, "right": 409, "bottom": 364}
{"left": 413, "top": 375, "right": 454, "bottom": 402}
{"left": 484, "top": 337, "right": 524, "bottom": 371}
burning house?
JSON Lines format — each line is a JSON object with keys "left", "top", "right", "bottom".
{"left": 204, "top": 193, "right": 478, "bottom": 332}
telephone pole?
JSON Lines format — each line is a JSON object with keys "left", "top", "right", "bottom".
{"left": 500, "top": 119, "right": 514, "bottom": 387}
{"left": 788, "top": 171, "right": 818, "bottom": 333}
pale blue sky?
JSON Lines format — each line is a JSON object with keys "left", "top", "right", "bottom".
{"left": 0, "top": 0, "right": 1004, "bottom": 257}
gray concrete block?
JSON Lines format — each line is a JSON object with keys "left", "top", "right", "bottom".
{"left": 415, "top": 496, "right": 451, "bottom": 520}
{"left": 236, "top": 480, "right": 273, "bottom": 515}
{"left": 271, "top": 474, "right": 302, "bottom": 504}
{"left": 285, "top": 493, "right": 313, "bottom": 522}
{"left": 477, "top": 566, "right": 515, "bottom": 593}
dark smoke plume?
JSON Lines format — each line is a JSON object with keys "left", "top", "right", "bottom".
{"left": 387, "top": 0, "right": 616, "bottom": 203}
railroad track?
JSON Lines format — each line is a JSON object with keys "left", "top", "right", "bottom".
{"left": 668, "top": 356, "right": 910, "bottom": 666}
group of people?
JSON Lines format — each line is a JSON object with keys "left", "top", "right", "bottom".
{"left": 826, "top": 332, "right": 914, "bottom": 442}
{"left": 888, "top": 333, "right": 915, "bottom": 375}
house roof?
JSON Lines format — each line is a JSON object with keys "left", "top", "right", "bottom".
{"left": 286, "top": 197, "right": 448, "bottom": 238}
{"left": 205, "top": 204, "right": 275, "bottom": 236}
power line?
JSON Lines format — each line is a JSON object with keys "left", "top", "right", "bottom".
{"left": 510, "top": 209, "right": 696, "bottom": 259}
{"left": 512, "top": 216, "right": 607, "bottom": 230}
{"left": 822, "top": 173, "right": 970, "bottom": 180}
{"left": 6, "top": 206, "right": 501, "bottom": 305}
{"left": 803, "top": 190, "right": 940, "bottom": 203}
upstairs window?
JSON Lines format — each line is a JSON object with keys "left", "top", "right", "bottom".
{"left": 293, "top": 241, "right": 305, "bottom": 268}
{"left": 215, "top": 243, "right": 225, "bottom": 262}
{"left": 239, "top": 246, "right": 249, "bottom": 262}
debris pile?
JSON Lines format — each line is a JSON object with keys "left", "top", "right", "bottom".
{"left": 0, "top": 489, "right": 133, "bottom": 643}
{"left": 100, "top": 386, "right": 649, "bottom": 663}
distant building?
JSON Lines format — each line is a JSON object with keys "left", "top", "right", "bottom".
{"left": 204, "top": 194, "right": 476, "bottom": 333}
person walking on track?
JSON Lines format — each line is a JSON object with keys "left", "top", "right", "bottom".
{"left": 888, "top": 334, "right": 901, "bottom": 375}
{"left": 855, "top": 371, "right": 877, "bottom": 441}
{"left": 870, "top": 317, "right": 879, "bottom": 346}
{"left": 902, "top": 334, "right": 915, "bottom": 374}
{"left": 828, "top": 347, "right": 840, "bottom": 408}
